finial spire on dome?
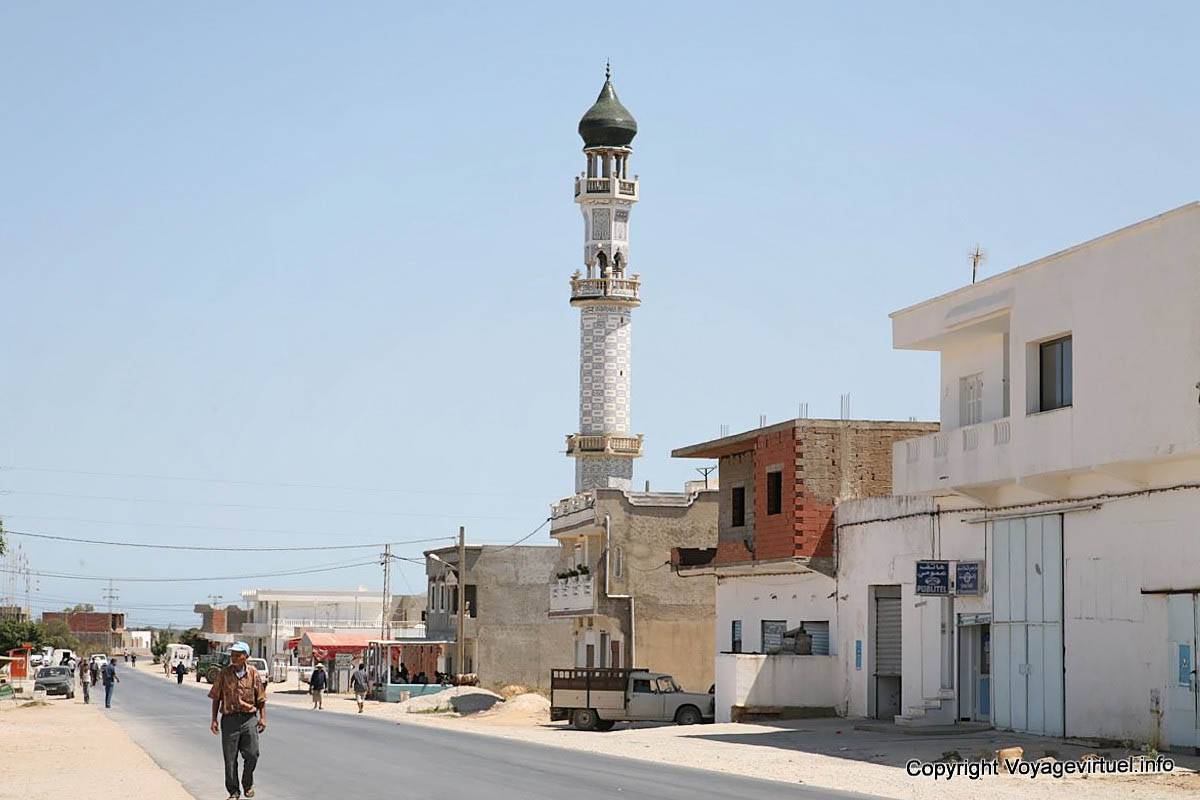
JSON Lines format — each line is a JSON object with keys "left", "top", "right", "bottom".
{"left": 605, "top": 59, "right": 611, "bottom": 80}
{"left": 578, "top": 63, "right": 637, "bottom": 147}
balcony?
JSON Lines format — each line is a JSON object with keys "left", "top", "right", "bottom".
{"left": 894, "top": 418, "right": 1016, "bottom": 495}
{"left": 565, "top": 433, "right": 643, "bottom": 457}
{"left": 573, "top": 176, "right": 639, "bottom": 200}
{"left": 569, "top": 275, "right": 640, "bottom": 304}
{"left": 550, "top": 576, "right": 595, "bottom": 615}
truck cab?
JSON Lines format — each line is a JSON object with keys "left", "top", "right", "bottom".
{"left": 550, "top": 668, "right": 714, "bottom": 731}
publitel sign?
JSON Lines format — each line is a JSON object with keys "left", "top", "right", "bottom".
{"left": 956, "top": 561, "right": 983, "bottom": 594}
{"left": 915, "top": 560, "right": 950, "bottom": 595}
{"left": 335, "top": 652, "right": 353, "bottom": 667}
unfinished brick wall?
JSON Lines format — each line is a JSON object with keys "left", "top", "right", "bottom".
{"left": 41, "top": 611, "right": 124, "bottom": 633}
{"left": 751, "top": 429, "right": 798, "bottom": 560}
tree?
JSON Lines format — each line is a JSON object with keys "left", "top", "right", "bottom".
{"left": 0, "top": 518, "right": 6, "bottom": 556}
{"left": 178, "top": 628, "right": 209, "bottom": 656}
{"left": 0, "top": 619, "right": 43, "bottom": 654}
{"left": 62, "top": 603, "right": 95, "bottom": 614}
{"left": 150, "top": 629, "right": 171, "bottom": 662}
{"left": 41, "top": 619, "right": 81, "bottom": 652}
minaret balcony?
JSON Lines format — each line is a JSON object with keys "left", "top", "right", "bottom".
{"left": 573, "top": 176, "right": 639, "bottom": 200}
{"left": 565, "top": 433, "right": 644, "bottom": 458}
{"left": 570, "top": 275, "right": 641, "bottom": 305}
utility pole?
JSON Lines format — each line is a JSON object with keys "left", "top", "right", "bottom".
{"left": 380, "top": 544, "right": 392, "bottom": 641}
{"left": 102, "top": 579, "right": 119, "bottom": 655}
{"left": 694, "top": 466, "right": 716, "bottom": 489}
{"left": 456, "top": 526, "right": 466, "bottom": 681}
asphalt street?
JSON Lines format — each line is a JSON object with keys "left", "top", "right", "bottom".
{"left": 107, "top": 667, "right": 879, "bottom": 800}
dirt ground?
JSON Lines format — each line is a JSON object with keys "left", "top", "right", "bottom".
{"left": 0, "top": 692, "right": 194, "bottom": 800}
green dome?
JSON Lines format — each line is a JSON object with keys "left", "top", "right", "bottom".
{"left": 578, "top": 75, "right": 637, "bottom": 148}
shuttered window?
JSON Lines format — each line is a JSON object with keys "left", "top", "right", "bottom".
{"left": 874, "top": 597, "right": 902, "bottom": 676}
{"left": 802, "top": 621, "right": 831, "bottom": 656}
{"left": 731, "top": 620, "right": 742, "bottom": 654}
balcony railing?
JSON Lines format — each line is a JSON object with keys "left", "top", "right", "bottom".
{"left": 894, "top": 416, "right": 1018, "bottom": 495}
{"left": 573, "top": 176, "right": 639, "bottom": 200}
{"left": 550, "top": 576, "right": 595, "bottom": 614}
{"left": 565, "top": 433, "right": 644, "bottom": 457}
{"left": 551, "top": 493, "right": 595, "bottom": 519}
{"left": 570, "top": 275, "right": 640, "bottom": 303}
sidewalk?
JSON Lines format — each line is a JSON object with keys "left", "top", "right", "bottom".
{"left": 0, "top": 692, "right": 195, "bottom": 800}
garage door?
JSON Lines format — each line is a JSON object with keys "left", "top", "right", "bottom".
{"left": 875, "top": 596, "right": 902, "bottom": 676}
{"left": 992, "top": 515, "right": 1064, "bottom": 736}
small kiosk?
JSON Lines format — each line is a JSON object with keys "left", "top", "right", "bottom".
{"left": 365, "top": 639, "right": 452, "bottom": 702}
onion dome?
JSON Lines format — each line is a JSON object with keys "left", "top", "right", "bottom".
{"left": 578, "top": 63, "right": 637, "bottom": 148}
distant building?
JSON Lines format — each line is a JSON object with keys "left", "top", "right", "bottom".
{"left": 425, "top": 544, "right": 571, "bottom": 690}
{"left": 40, "top": 611, "right": 126, "bottom": 652}
{"left": 236, "top": 588, "right": 401, "bottom": 662}
{"left": 0, "top": 605, "right": 29, "bottom": 623}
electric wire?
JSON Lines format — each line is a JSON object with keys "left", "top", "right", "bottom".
{"left": 0, "top": 557, "right": 381, "bottom": 583}
{"left": 1, "top": 528, "right": 454, "bottom": 552}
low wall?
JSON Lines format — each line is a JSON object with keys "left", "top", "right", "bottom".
{"left": 714, "top": 653, "right": 837, "bottom": 723}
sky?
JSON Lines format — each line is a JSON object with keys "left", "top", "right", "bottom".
{"left": 2, "top": 2, "right": 1198, "bottom": 627}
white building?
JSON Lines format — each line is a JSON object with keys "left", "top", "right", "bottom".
{"left": 239, "top": 588, "right": 419, "bottom": 662}
{"left": 836, "top": 203, "right": 1200, "bottom": 750}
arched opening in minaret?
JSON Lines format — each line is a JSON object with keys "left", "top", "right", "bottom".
{"left": 613, "top": 252, "right": 624, "bottom": 278}
{"left": 596, "top": 251, "right": 609, "bottom": 278}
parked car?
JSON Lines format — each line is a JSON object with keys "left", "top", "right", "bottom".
{"left": 28, "top": 653, "right": 45, "bottom": 668}
{"left": 89, "top": 653, "right": 108, "bottom": 668}
{"left": 34, "top": 666, "right": 76, "bottom": 699}
{"left": 246, "top": 657, "right": 270, "bottom": 686}
{"left": 196, "top": 652, "right": 230, "bottom": 683}
{"left": 550, "top": 668, "right": 714, "bottom": 730}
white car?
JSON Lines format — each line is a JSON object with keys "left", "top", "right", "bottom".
{"left": 90, "top": 654, "right": 108, "bottom": 667}
{"left": 247, "top": 658, "right": 270, "bottom": 685}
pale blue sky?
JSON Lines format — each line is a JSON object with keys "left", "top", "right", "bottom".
{"left": 2, "top": 2, "right": 1197, "bottom": 626}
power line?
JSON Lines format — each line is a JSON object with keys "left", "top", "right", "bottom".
{"left": 0, "top": 464, "right": 546, "bottom": 500}
{"left": 0, "top": 512, "right": 449, "bottom": 541}
{"left": 0, "top": 489, "right": 530, "bottom": 521}
{"left": 1, "top": 528, "right": 455, "bottom": 552}
{"left": 0, "top": 557, "right": 381, "bottom": 583}
{"left": 488, "top": 517, "right": 551, "bottom": 552}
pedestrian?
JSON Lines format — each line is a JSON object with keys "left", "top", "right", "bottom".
{"left": 90, "top": 659, "right": 99, "bottom": 687}
{"left": 78, "top": 658, "right": 90, "bottom": 704}
{"left": 208, "top": 641, "right": 266, "bottom": 800}
{"left": 308, "top": 662, "right": 327, "bottom": 710}
{"left": 101, "top": 658, "right": 119, "bottom": 708}
{"left": 350, "top": 662, "right": 369, "bottom": 713}
{"left": 131, "top": 652, "right": 137, "bottom": 668}
{"left": 175, "top": 659, "right": 188, "bottom": 684}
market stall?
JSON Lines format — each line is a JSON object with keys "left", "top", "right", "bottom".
{"left": 365, "top": 640, "right": 451, "bottom": 702}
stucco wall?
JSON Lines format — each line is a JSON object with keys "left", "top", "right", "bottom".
{"left": 714, "top": 573, "right": 836, "bottom": 654}
{"left": 714, "top": 653, "right": 837, "bottom": 723}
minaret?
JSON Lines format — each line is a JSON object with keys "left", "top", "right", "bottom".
{"left": 567, "top": 64, "right": 643, "bottom": 493}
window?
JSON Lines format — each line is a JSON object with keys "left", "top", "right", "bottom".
{"left": 1039, "top": 336, "right": 1072, "bottom": 411}
{"left": 801, "top": 621, "right": 831, "bottom": 655}
{"left": 761, "top": 619, "right": 787, "bottom": 654}
{"left": 766, "top": 471, "right": 782, "bottom": 516}
{"left": 465, "top": 584, "right": 477, "bottom": 618}
{"left": 731, "top": 620, "right": 742, "bottom": 654}
{"left": 655, "top": 677, "right": 678, "bottom": 693}
{"left": 632, "top": 678, "right": 652, "bottom": 693}
{"left": 959, "top": 373, "right": 983, "bottom": 426}
{"left": 613, "top": 546, "right": 623, "bottom": 578}
{"left": 731, "top": 486, "right": 746, "bottom": 527}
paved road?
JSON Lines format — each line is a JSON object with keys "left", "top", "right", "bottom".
{"left": 108, "top": 667, "right": 877, "bottom": 800}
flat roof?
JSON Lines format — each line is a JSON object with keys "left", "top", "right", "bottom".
{"left": 672, "top": 418, "right": 938, "bottom": 459}
{"left": 889, "top": 201, "right": 1199, "bottom": 320}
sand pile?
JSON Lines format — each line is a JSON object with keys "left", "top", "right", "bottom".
{"left": 398, "top": 686, "right": 502, "bottom": 714}
{"left": 488, "top": 692, "right": 550, "bottom": 719}
{"left": 498, "top": 684, "right": 529, "bottom": 699}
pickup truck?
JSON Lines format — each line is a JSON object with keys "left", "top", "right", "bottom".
{"left": 550, "top": 667, "right": 714, "bottom": 730}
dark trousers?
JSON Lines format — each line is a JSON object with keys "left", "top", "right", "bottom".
{"left": 103, "top": 682, "right": 114, "bottom": 707}
{"left": 81, "top": 679, "right": 90, "bottom": 704}
{"left": 220, "top": 712, "right": 260, "bottom": 797}
{"left": 177, "top": 672, "right": 185, "bottom": 684}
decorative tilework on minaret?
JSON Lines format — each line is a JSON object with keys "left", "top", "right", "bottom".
{"left": 567, "top": 65, "right": 643, "bottom": 492}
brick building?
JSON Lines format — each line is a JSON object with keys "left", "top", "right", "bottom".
{"left": 41, "top": 611, "right": 127, "bottom": 652}
{"left": 671, "top": 418, "right": 937, "bottom": 721}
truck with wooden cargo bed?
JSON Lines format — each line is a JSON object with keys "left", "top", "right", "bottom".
{"left": 550, "top": 667, "right": 714, "bottom": 730}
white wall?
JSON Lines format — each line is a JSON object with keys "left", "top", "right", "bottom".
{"left": 715, "top": 572, "right": 836, "bottom": 654}
{"left": 939, "top": 333, "right": 1007, "bottom": 428}
{"left": 834, "top": 496, "right": 987, "bottom": 719}
{"left": 714, "top": 653, "right": 837, "bottom": 723}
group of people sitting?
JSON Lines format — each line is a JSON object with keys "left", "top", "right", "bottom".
{"left": 385, "top": 662, "right": 453, "bottom": 686}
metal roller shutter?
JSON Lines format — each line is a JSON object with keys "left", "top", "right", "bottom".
{"left": 803, "top": 621, "right": 831, "bottom": 656}
{"left": 875, "top": 597, "right": 902, "bottom": 676}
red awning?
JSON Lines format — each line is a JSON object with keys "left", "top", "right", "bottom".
{"left": 300, "top": 632, "right": 373, "bottom": 662}
{"left": 283, "top": 637, "right": 301, "bottom": 652}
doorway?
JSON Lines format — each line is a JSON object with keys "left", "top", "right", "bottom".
{"left": 1167, "top": 593, "right": 1200, "bottom": 753}
{"left": 958, "top": 616, "right": 991, "bottom": 722}
{"left": 872, "top": 585, "right": 902, "bottom": 720}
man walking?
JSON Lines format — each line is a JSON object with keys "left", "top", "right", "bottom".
{"left": 350, "top": 662, "right": 369, "bottom": 713}
{"left": 79, "top": 658, "right": 90, "bottom": 704}
{"left": 101, "top": 658, "right": 119, "bottom": 708}
{"left": 208, "top": 642, "right": 266, "bottom": 800}
{"left": 308, "top": 662, "right": 327, "bottom": 710}
{"left": 174, "top": 659, "right": 188, "bottom": 684}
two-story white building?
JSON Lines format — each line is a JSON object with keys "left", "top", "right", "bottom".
{"left": 835, "top": 203, "right": 1200, "bottom": 751}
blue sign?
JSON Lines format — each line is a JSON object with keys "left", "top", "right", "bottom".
{"left": 855, "top": 640, "right": 862, "bottom": 671}
{"left": 1180, "top": 644, "right": 1192, "bottom": 686}
{"left": 915, "top": 560, "right": 950, "bottom": 595}
{"left": 956, "top": 562, "right": 982, "bottom": 594}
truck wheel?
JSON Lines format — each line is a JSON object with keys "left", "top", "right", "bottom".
{"left": 572, "top": 708, "right": 599, "bottom": 731}
{"left": 594, "top": 719, "right": 615, "bottom": 731}
{"left": 675, "top": 705, "right": 703, "bottom": 726}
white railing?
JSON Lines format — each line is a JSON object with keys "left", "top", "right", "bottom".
{"left": 570, "top": 275, "right": 640, "bottom": 302}
{"left": 933, "top": 434, "right": 949, "bottom": 459}
{"left": 993, "top": 419, "right": 1011, "bottom": 446}
{"left": 550, "top": 576, "right": 595, "bottom": 613}
{"left": 566, "top": 433, "right": 643, "bottom": 456}
{"left": 552, "top": 493, "right": 595, "bottom": 518}
{"left": 962, "top": 426, "right": 979, "bottom": 451}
